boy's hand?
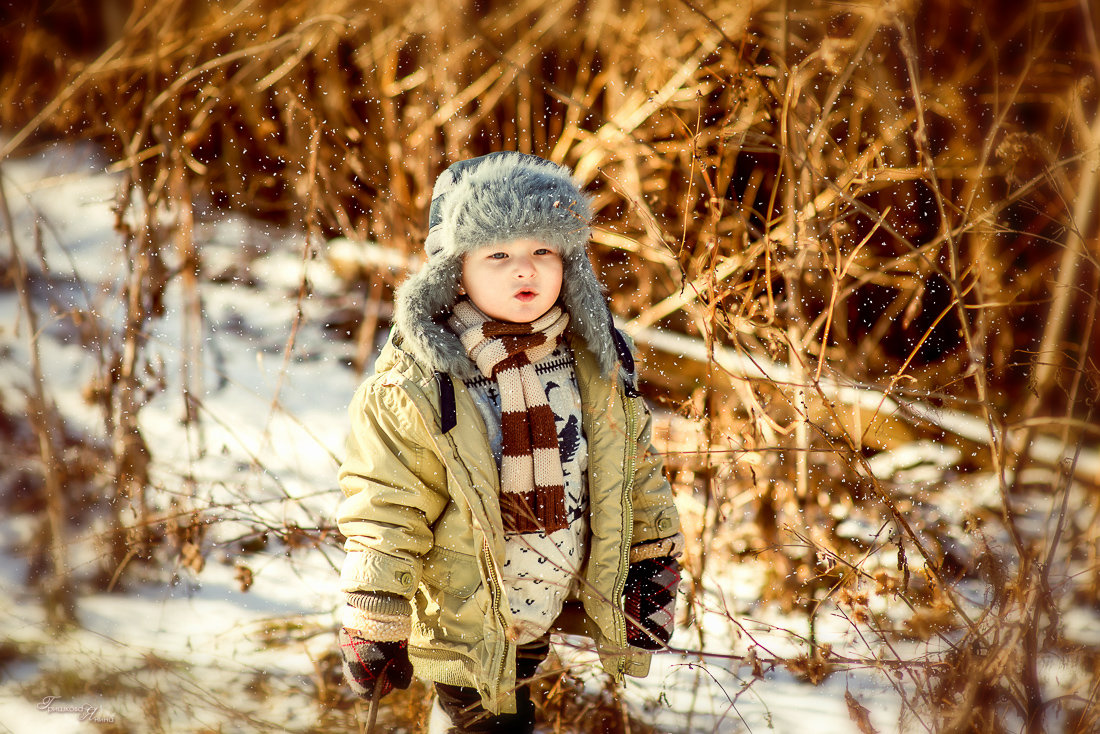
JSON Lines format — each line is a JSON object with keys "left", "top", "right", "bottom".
{"left": 338, "top": 628, "right": 413, "bottom": 698}
{"left": 623, "top": 556, "right": 680, "bottom": 650}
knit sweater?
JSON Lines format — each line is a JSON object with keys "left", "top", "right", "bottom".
{"left": 463, "top": 342, "right": 588, "bottom": 644}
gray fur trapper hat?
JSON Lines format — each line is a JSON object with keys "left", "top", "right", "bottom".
{"left": 394, "top": 151, "right": 623, "bottom": 381}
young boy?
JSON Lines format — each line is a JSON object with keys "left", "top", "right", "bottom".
{"left": 335, "top": 152, "right": 683, "bottom": 732}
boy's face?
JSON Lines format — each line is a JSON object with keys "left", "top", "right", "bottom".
{"left": 460, "top": 238, "right": 564, "bottom": 323}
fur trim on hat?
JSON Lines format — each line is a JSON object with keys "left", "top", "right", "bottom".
{"left": 395, "top": 152, "right": 619, "bottom": 379}
{"left": 428, "top": 152, "right": 592, "bottom": 259}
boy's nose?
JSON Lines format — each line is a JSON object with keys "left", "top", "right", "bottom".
{"left": 513, "top": 257, "right": 535, "bottom": 277}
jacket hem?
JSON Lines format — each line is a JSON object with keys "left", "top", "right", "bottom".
{"left": 409, "top": 648, "right": 520, "bottom": 715}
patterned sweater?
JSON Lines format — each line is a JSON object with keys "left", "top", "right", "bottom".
{"left": 463, "top": 342, "right": 588, "bottom": 644}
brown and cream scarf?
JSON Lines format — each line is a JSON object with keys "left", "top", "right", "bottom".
{"left": 449, "top": 299, "right": 570, "bottom": 535}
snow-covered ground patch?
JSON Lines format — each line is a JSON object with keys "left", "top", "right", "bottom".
{"left": 4, "top": 141, "right": 1089, "bottom": 733}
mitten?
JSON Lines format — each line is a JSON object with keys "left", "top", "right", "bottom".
{"left": 623, "top": 555, "right": 680, "bottom": 650}
{"left": 339, "top": 591, "right": 414, "bottom": 698}
{"left": 339, "top": 629, "right": 413, "bottom": 698}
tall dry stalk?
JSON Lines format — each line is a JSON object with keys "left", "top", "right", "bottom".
{"left": 103, "top": 170, "right": 160, "bottom": 580}
{"left": 0, "top": 165, "right": 73, "bottom": 623}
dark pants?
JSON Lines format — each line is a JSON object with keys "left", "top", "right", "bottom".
{"left": 433, "top": 637, "right": 549, "bottom": 734}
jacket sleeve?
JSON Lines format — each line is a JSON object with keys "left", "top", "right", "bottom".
{"left": 336, "top": 375, "right": 450, "bottom": 599}
{"left": 627, "top": 395, "right": 683, "bottom": 555}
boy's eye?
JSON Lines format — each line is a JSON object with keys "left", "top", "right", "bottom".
{"left": 489, "top": 252, "right": 507, "bottom": 259}
{"left": 535, "top": 248, "right": 554, "bottom": 256}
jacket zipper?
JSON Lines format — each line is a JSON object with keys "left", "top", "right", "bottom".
{"left": 612, "top": 389, "right": 638, "bottom": 670}
{"left": 482, "top": 538, "right": 509, "bottom": 696}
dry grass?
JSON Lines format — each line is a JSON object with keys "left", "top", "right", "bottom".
{"left": 3, "top": 0, "right": 1100, "bottom": 731}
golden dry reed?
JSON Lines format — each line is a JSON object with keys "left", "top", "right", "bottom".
{"left": 3, "top": 0, "right": 1099, "bottom": 731}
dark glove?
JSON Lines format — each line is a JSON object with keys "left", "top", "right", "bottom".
{"left": 623, "top": 555, "right": 680, "bottom": 650}
{"left": 338, "top": 628, "right": 413, "bottom": 698}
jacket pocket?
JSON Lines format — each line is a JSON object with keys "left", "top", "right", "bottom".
{"left": 420, "top": 546, "right": 482, "bottom": 598}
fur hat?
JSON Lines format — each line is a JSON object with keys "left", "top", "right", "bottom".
{"left": 394, "top": 152, "right": 618, "bottom": 380}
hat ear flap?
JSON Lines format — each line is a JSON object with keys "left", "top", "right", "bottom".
{"left": 560, "top": 249, "right": 618, "bottom": 377}
{"left": 393, "top": 255, "right": 479, "bottom": 379}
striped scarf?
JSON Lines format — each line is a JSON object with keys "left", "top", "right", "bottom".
{"left": 449, "top": 300, "right": 570, "bottom": 535}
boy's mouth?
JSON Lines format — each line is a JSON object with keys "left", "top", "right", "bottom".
{"left": 514, "top": 289, "right": 537, "bottom": 302}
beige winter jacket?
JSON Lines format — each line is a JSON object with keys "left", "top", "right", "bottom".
{"left": 336, "top": 328, "right": 680, "bottom": 713}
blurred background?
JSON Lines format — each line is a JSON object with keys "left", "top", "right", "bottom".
{"left": 1, "top": 1, "right": 1098, "bottom": 732}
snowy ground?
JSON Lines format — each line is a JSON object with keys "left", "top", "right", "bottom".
{"left": 0, "top": 141, "right": 1005, "bottom": 733}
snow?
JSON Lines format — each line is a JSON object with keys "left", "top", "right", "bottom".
{"left": 0, "top": 140, "right": 1051, "bottom": 733}
{"left": 0, "top": 142, "right": 357, "bottom": 733}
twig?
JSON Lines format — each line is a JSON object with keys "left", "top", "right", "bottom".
{"left": 625, "top": 115, "right": 913, "bottom": 330}
{"left": 1012, "top": 104, "right": 1100, "bottom": 456}
{"left": 365, "top": 673, "right": 386, "bottom": 734}
{"left": 0, "top": 162, "right": 72, "bottom": 621}
{"left": 621, "top": 318, "right": 1100, "bottom": 477}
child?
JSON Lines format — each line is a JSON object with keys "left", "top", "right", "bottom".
{"left": 335, "top": 152, "right": 683, "bottom": 732}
